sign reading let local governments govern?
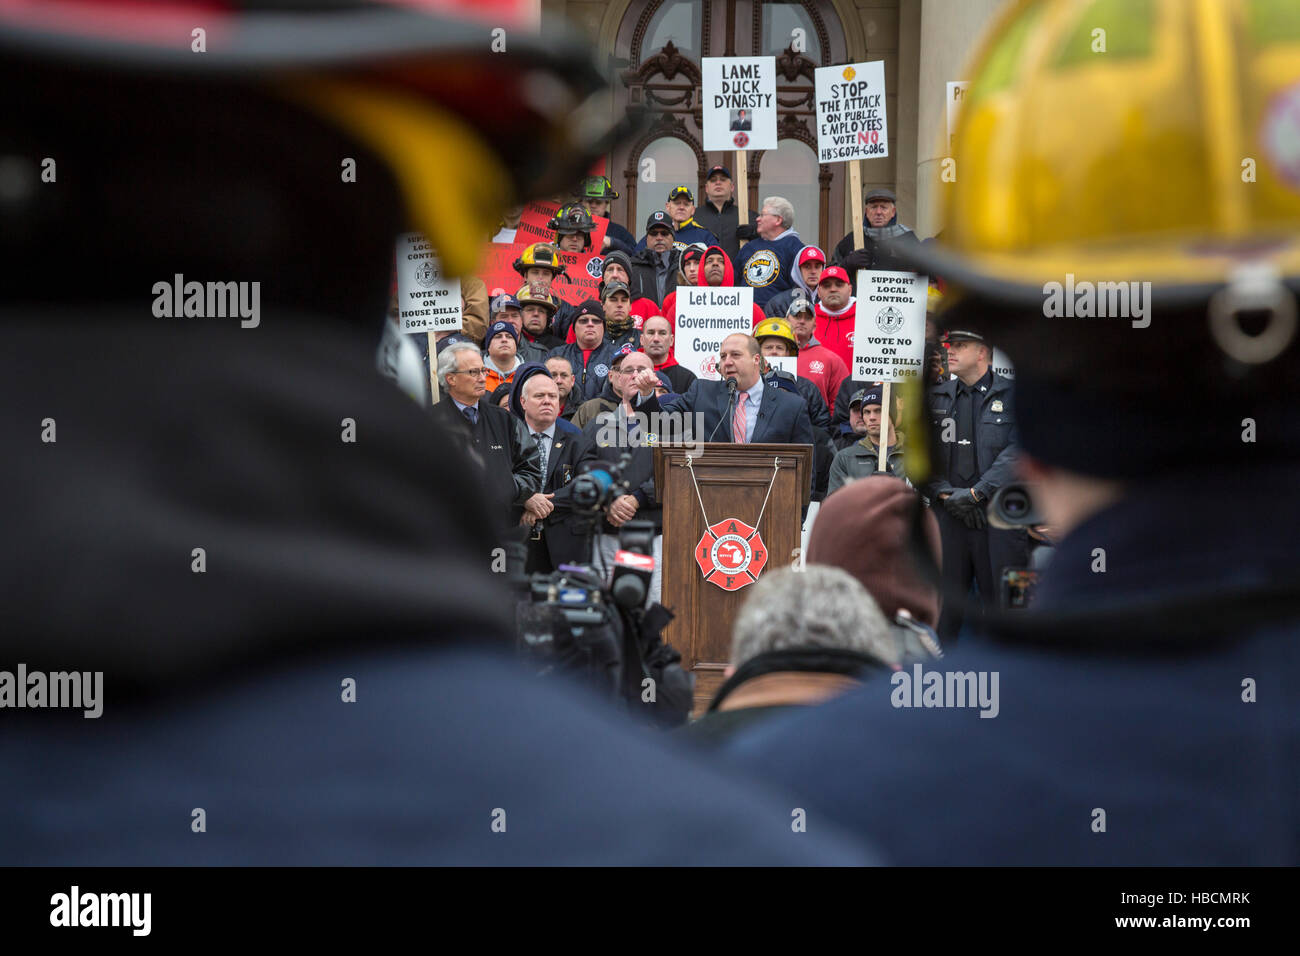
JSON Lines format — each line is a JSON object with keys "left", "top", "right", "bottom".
{"left": 675, "top": 285, "right": 755, "bottom": 380}
{"left": 396, "top": 233, "right": 462, "bottom": 333}
{"left": 852, "top": 270, "right": 927, "bottom": 381}
{"left": 702, "top": 57, "right": 777, "bottom": 151}
{"left": 815, "top": 61, "right": 889, "bottom": 163}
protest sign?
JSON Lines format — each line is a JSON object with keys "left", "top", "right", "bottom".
{"left": 946, "top": 81, "right": 969, "bottom": 153}
{"left": 675, "top": 285, "right": 756, "bottom": 380}
{"left": 992, "top": 348, "right": 1015, "bottom": 380}
{"left": 766, "top": 355, "right": 798, "bottom": 378}
{"left": 815, "top": 61, "right": 889, "bottom": 163}
{"left": 514, "top": 200, "right": 609, "bottom": 251}
{"left": 852, "top": 270, "right": 927, "bottom": 382}
{"left": 702, "top": 57, "right": 777, "bottom": 151}
{"left": 480, "top": 245, "right": 604, "bottom": 307}
{"left": 395, "top": 233, "right": 461, "bottom": 332}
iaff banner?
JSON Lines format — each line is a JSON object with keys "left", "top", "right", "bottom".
{"left": 702, "top": 56, "right": 777, "bottom": 151}
{"left": 480, "top": 245, "right": 605, "bottom": 306}
{"left": 396, "top": 233, "right": 462, "bottom": 332}
{"left": 853, "top": 270, "right": 927, "bottom": 381}
{"left": 815, "top": 61, "right": 889, "bottom": 162}
{"left": 675, "top": 285, "right": 755, "bottom": 379}
{"left": 513, "top": 200, "right": 609, "bottom": 251}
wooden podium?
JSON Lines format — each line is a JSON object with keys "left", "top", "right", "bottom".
{"left": 654, "top": 443, "right": 812, "bottom": 713}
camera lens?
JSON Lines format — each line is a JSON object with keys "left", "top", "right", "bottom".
{"left": 1003, "top": 491, "right": 1028, "bottom": 517}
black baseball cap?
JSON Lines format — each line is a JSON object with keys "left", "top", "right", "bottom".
{"left": 706, "top": 165, "right": 731, "bottom": 181}
{"left": 645, "top": 211, "right": 673, "bottom": 233}
{"left": 600, "top": 280, "right": 631, "bottom": 301}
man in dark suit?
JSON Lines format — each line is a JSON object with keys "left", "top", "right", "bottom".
{"left": 511, "top": 365, "right": 595, "bottom": 572}
{"left": 630, "top": 333, "right": 815, "bottom": 448}
{"left": 432, "top": 342, "right": 543, "bottom": 537}
{"left": 730, "top": 109, "right": 752, "bottom": 131}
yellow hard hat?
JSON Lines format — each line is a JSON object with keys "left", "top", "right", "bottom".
{"left": 513, "top": 242, "right": 566, "bottom": 277}
{"left": 912, "top": 0, "right": 1300, "bottom": 332}
{"left": 754, "top": 317, "right": 798, "bottom": 348}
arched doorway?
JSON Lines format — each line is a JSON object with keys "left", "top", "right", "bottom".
{"left": 612, "top": 0, "right": 851, "bottom": 252}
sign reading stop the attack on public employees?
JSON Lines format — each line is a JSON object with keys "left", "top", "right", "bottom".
{"left": 396, "top": 233, "right": 462, "bottom": 333}
{"left": 853, "top": 270, "right": 927, "bottom": 381}
{"left": 815, "top": 60, "right": 889, "bottom": 163}
{"left": 702, "top": 56, "right": 778, "bottom": 151}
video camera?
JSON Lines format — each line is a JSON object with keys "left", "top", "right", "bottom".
{"left": 502, "top": 452, "right": 692, "bottom": 725}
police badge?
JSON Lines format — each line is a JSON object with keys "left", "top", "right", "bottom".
{"left": 991, "top": 400, "right": 1004, "bottom": 412}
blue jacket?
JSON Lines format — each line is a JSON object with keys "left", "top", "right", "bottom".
{"left": 547, "top": 340, "right": 618, "bottom": 404}
{"left": 637, "top": 377, "right": 816, "bottom": 448}
{"left": 924, "top": 372, "right": 1018, "bottom": 502}
{"left": 735, "top": 231, "right": 804, "bottom": 308}
{"left": 728, "top": 461, "right": 1300, "bottom": 864}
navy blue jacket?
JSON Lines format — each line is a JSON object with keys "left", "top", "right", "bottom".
{"left": 637, "top": 377, "right": 816, "bottom": 448}
{"left": 924, "top": 372, "right": 1018, "bottom": 502}
{"left": 735, "top": 232, "right": 804, "bottom": 308}
{"left": 547, "top": 340, "right": 618, "bottom": 404}
{"left": 728, "top": 462, "right": 1300, "bottom": 864}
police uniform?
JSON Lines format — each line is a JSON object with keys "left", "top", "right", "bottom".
{"left": 925, "top": 332, "right": 1027, "bottom": 640}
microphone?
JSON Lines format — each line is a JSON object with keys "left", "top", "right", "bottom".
{"left": 707, "top": 377, "right": 740, "bottom": 442}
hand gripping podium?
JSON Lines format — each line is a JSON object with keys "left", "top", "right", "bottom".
{"left": 653, "top": 442, "right": 812, "bottom": 713}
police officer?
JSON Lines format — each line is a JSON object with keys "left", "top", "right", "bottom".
{"left": 925, "top": 328, "right": 1025, "bottom": 640}
{"left": 731, "top": 0, "right": 1300, "bottom": 866}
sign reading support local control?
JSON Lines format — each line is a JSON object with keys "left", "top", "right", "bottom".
{"left": 676, "top": 285, "right": 756, "bottom": 380}
{"left": 702, "top": 57, "right": 777, "bottom": 151}
{"left": 396, "top": 232, "right": 462, "bottom": 333}
{"left": 852, "top": 270, "right": 927, "bottom": 381}
{"left": 815, "top": 61, "right": 889, "bottom": 162}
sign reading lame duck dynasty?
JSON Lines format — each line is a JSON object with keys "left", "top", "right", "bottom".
{"left": 702, "top": 57, "right": 778, "bottom": 151}
{"left": 674, "top": 285, "right": 756, "bottom": 379}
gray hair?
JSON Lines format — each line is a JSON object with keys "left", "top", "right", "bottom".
{"left": 520, "top": 371, "right": 556, "bottom": 400}
{"left": 436, "top": 341, "right": 480, "bottom": 389}
{"left": 730, "top": 565, "right": 897, "bottom": 669}
{"left": 761, "top": 196, "right": 795, "bottom": 230}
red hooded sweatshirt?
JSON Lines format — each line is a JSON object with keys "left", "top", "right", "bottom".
{"left": 661, "top": 245, "right": 767, "bottom": 342}
{"left": 813, "top": 296, "right": 857, "bottom": 372}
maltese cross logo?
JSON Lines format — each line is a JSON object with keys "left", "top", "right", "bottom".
{"left": 695, "top": 518, "right": 768, "bottom": 591}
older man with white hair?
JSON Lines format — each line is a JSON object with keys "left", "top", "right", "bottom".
{"left": 680, "top": 565, "right": 897, "bottom": 747}
{"left": 735, "top": 195, "right": 804, "bottom": 310}
{"left": 431, "top": 342, "right": 542, "bottom": 535}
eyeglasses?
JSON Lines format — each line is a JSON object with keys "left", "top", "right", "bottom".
{"left": 453, "top": 367, "right": 489, "bottom": 377}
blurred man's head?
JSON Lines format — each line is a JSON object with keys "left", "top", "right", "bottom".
{"left": 524, "top": 267, "right": 554, "bottom": 288}
{"left": 719, "top": 333, "right": 762, "bottom": 390}
{"left": 544, "top": 356, "right": 575, "bottom": 402}
{"left": 728, "top": 566, "right": 897, "bottom": 678}
{"left": 520, "top": 373, "right": 560, "bottom": 431}
{"left": 556, "top": 232, "right": 585, "bottom": 252}
{"left": 640, "top": 315, "right": 674, "bottom": 363}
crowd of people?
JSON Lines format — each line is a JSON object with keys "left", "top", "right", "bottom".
{"left": 408, "top": 172, "right": 1028, "bottom": 640}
